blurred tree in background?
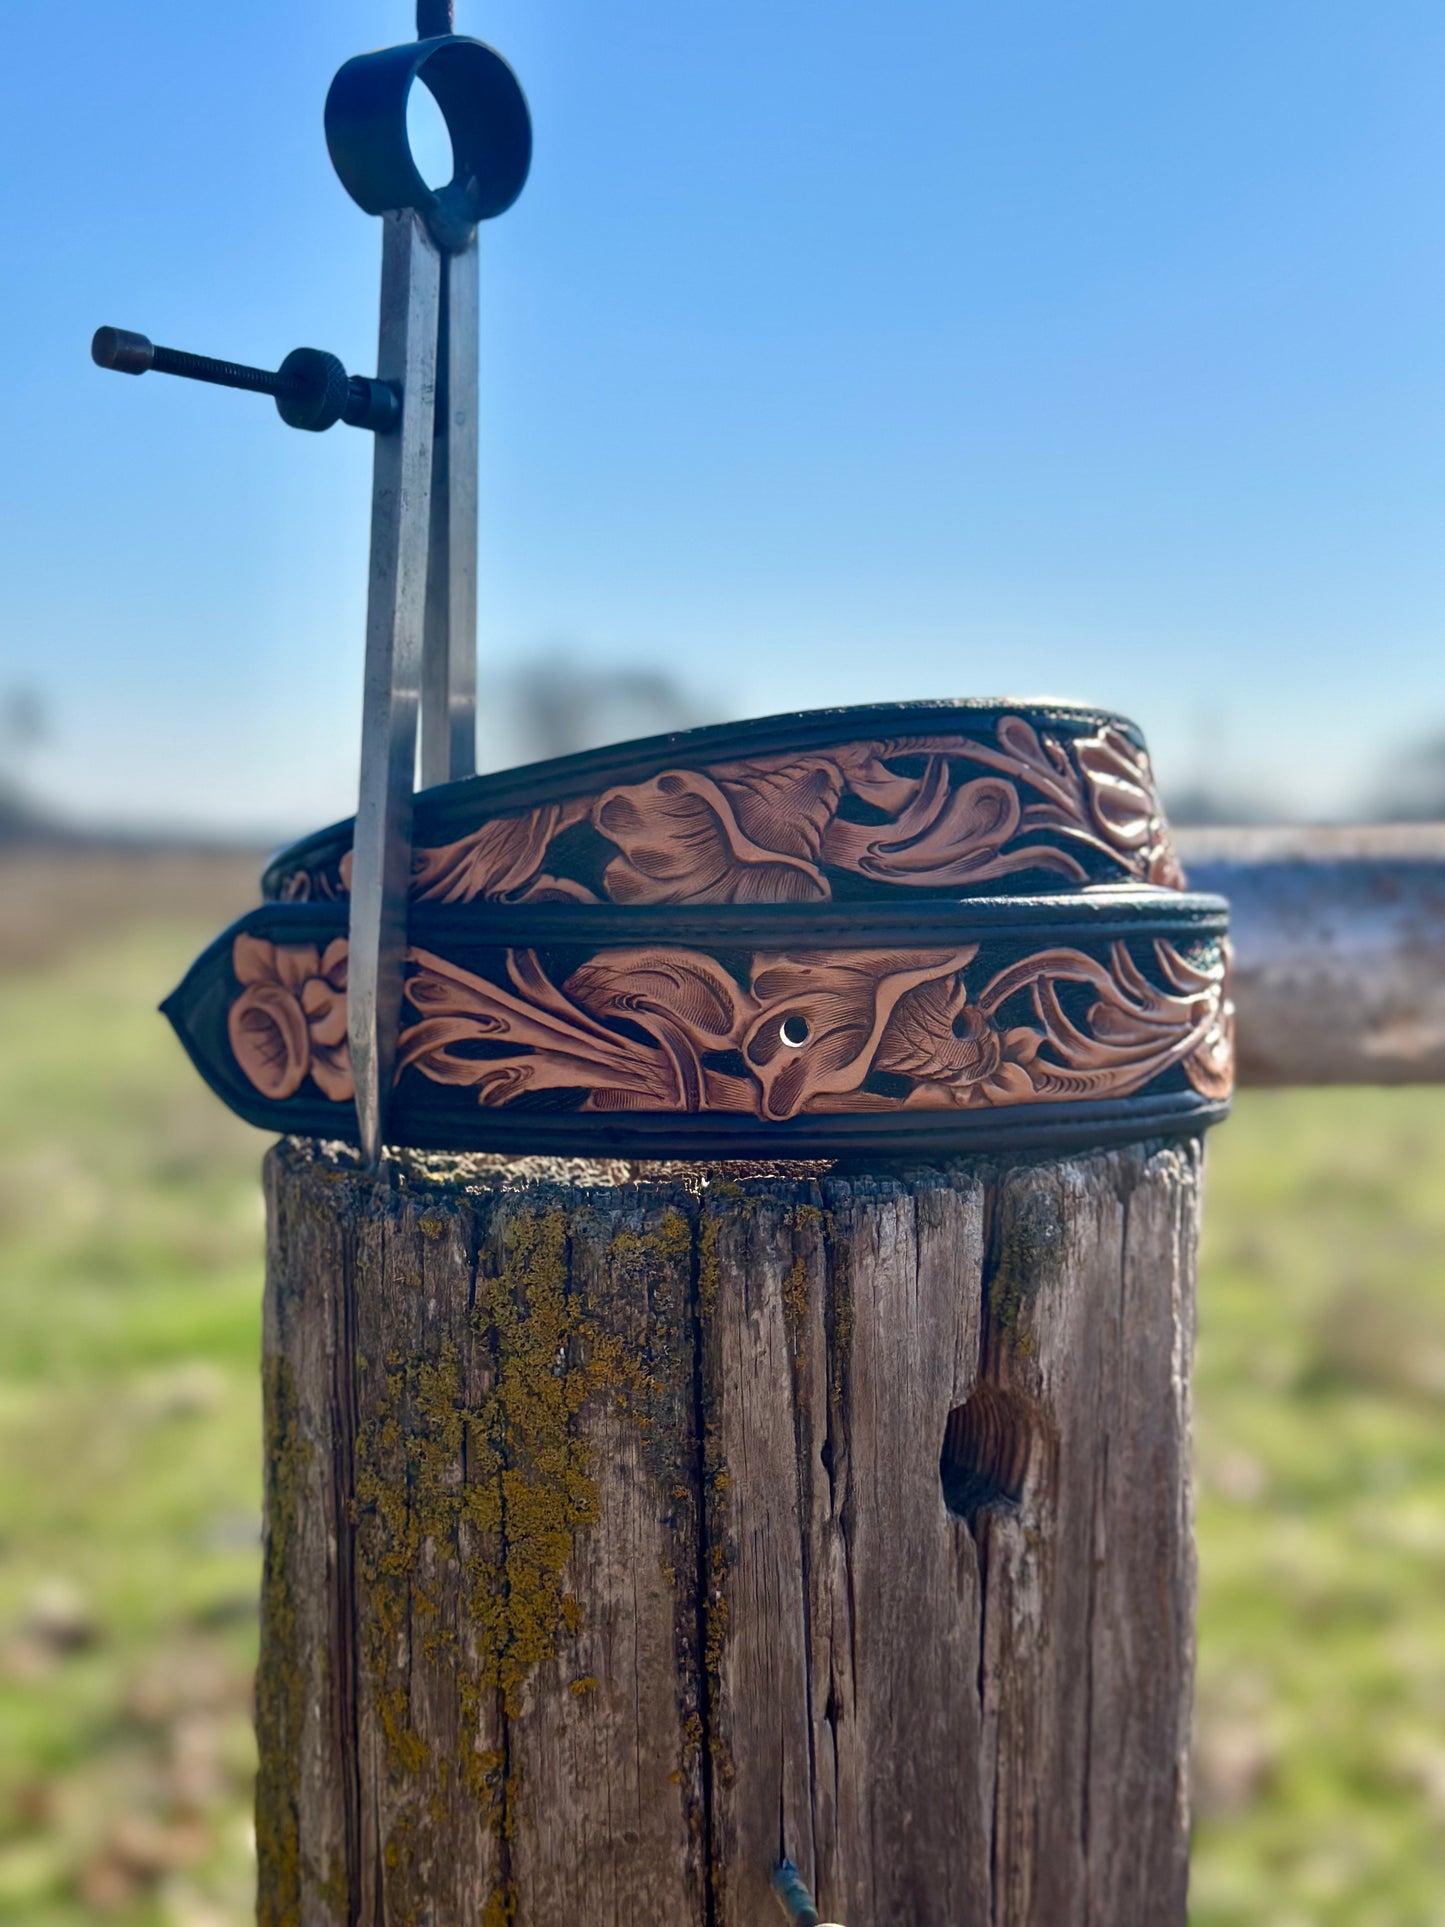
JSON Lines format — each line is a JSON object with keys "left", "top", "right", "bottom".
{"left": 1367, "top": 731, "right": 1445, "bottom": 823}
{"left": 480, "top": 652, "right": 708, "bottom": 769}
{"left": 0, "top": 689, "right": 48, "bottom": 845}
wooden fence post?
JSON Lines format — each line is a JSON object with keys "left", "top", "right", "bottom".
{"left": 256, "top": 1132, "right": 1200, "bottom": 1927}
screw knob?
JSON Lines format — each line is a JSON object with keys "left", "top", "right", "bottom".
{"left": 91, "top": 327, "right": 400, "bottom": 435}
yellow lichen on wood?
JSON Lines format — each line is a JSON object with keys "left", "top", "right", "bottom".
{"left": 785, "top": 1203, "right": 828, "bottom": 1369}
{"left": 698, "top": 1212, "right": 721, "bottom": 1317}
{"left": 471, "top": 1207, "right": 627, "bottom": 1713}
{"left": 482, "top": 1880, "right": 518, "bottom": 1927}
{"left": 350, "top": 1197, "right": 702, "bottom": 1885}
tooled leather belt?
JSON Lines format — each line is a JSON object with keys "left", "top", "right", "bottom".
{"left": 164, "top": 699, "right": 1233, "bottom": 1156}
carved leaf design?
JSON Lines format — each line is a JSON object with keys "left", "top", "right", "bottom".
{"left": 870, "top": 969, "right": 973, "bottom": 1077}
{"left": 830, "top": 743, "right": 933, "bottom": 816}
{"left": 227, "top": 930, "right": 1230, "bottom": 1121}
{"left": 971, "top": 940, "right": 1229, "bottom": 1102}
{"left": 821, "top": 759, "right": 1088, "bottom": 886}
{"left": 709, "top": 756, "right": 848, "bottom": 863}
{"left": 905, "top": 717, "right": 1184, "bottom": 884}
{"left": 407, "top": 801, "right": 592, "bottom": 903}
{"left": 904, "top": 717, "right": 1088, "bottom": 832}
{"left": 565, "top": 949, "right": 756, "bottom": 1112}
{"left": 1074, "top": 727, "right": 1184, "bottom": 888}
{"left": 595, "top": 770, "right": 831, "bottom": 905}
{"left": 278, "top": 713, "right": 1187, "bottom": 908}
{"left": 1159, "top": 939, "right": 1235, "bottom": 1099}
{"left": 741, "top": 950, "right": 976, "bottom": 1120}
{"left": 398, "top": 949, "right": 673, "bottom": 1106}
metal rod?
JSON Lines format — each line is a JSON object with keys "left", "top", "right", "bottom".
{"left": 445, "top": 238, "right": 480, "bottom": 782}
{"left": 347, "top": 211, "right": 442, "bottom": 1169}
{"left": 419, "top": 237, "right": 480, "bottom": 785}
{"left": 92, "top": 326, "right": 298, "bottom": 398}
{"left": 1178, "top": 824, "right": 1445, "bottom": 1088}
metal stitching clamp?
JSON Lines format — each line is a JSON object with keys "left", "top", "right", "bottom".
{"left": 92, "top": 1, "right": 533, "bottom": 1169}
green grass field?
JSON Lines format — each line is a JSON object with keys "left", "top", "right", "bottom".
{"left": 1, "top": 857, "right": 1442, "bottom": 1925}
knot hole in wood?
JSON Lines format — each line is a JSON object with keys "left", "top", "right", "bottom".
{"left": 940, "top": 1380, "right": 1038, "bottom": 1523}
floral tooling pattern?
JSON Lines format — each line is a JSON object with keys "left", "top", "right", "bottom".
{"left": 228, "top": 936, "right": 353, "bottom": 1103}
{"left": 288, "top": 718, "right": 1182, "bottom": 906}
{"left": 228, "top": 934, "right": 1232, "bottom": 1119}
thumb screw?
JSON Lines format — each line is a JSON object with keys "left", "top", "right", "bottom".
{"left": 91, "top": 327, "right": 400, "bottom": 435}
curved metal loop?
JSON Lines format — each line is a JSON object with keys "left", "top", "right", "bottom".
{"left": 325, "top": 35, "right": 531, "bottom": 250}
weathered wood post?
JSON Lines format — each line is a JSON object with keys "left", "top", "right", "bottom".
{"left": 158, "top": 703, "right": 1235, "bottom": 1926}
{"left": 257, "top": 1134, "right": 1204, "bottom": 1927}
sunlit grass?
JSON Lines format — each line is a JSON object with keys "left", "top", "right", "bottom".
{"left": 1193, "top": 1089, "right": 1445, "bottom": 1927}
{"left": 1, "top": 864, "right": 1443, "bottom": 1923}
{"left": 0, "top": 899, "right": 263, "bottom": 1927}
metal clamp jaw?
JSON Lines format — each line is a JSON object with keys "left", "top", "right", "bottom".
{"left": 324, "top": 9, "right": 532, "bottom": 1169}
{"left": 90, "top": 2, "right": 534, "bottom": 1171}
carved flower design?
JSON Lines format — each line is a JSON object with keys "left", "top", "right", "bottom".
{"left": 228, "top": 937, "right": 352, "bottom": 1102}
{"left": 874, "top": 974, "right": 1042, "bottom": 1105}
{"left": 1074, "top": 727, "right": 1183, "bottom": 888}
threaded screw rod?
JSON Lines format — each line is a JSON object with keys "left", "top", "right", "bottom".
{"left": 145, "top": 341, "right": 293, "bottom": 397}
{"left": 92, "top": 327, "right": 291, "bottom": 395}
{"left": 91, "top": 327, "right": 399, "bottom": 435}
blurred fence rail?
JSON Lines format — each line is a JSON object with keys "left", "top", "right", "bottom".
{"left": 1179, "top": 824, "right": 1445, "bottom": 1088}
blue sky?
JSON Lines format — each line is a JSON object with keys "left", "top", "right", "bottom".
{"left": 3, "top": 0, "right": 1443, "bottom": 833}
